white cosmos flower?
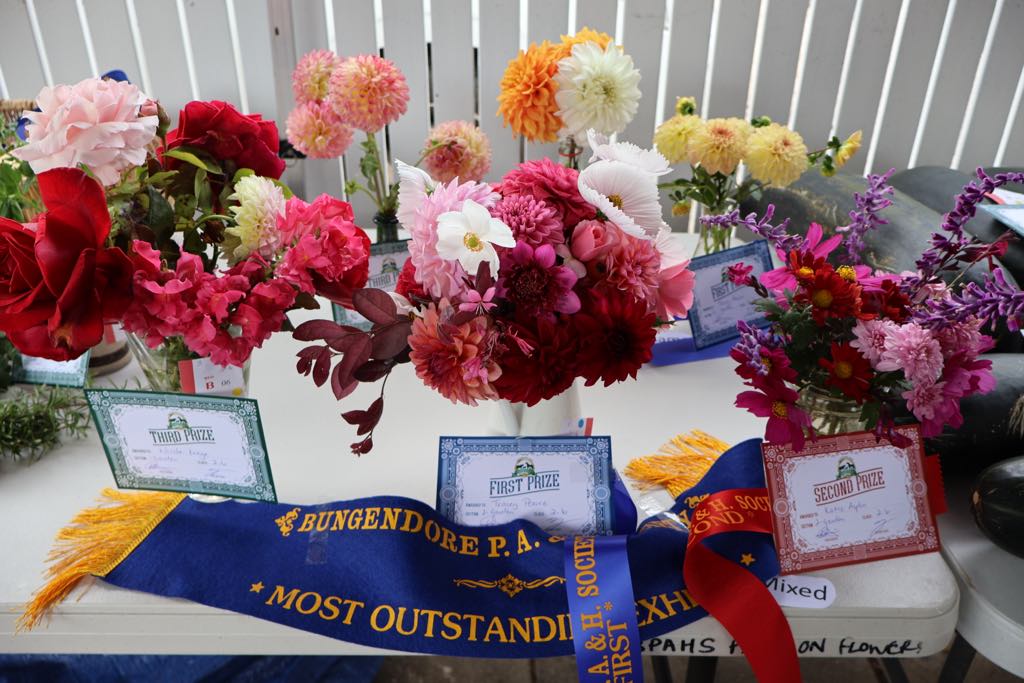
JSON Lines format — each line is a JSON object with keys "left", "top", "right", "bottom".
{"left": 395, "top": 159, "right": 437, "bottom": 229}
{"left": 435, "top": 199, "right": 515, "bottom": 276}
{"left": 578, "top": 160, "right": 667, "bottom": 240}
{"left": 554, "top": 42, "right": 641, "bottom": 141}
{"left": 587, "top": 129, "right": 671, "bottom": 176}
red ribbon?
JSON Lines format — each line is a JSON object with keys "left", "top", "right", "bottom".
{"left": 683, "top": 488, "right": 800, "bottom": 683}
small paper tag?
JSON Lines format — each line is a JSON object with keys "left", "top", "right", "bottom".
{"left": 178, "top": 357, "right": 246, "bottom": 397}
{"left": 85, "top": 389, "right": 276, "bottom": 502}
{"left": 766, "top": 574, "right": 836, "bottom": 608}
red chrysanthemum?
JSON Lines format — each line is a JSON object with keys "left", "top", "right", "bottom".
{"left": 730, "top": 345, "right": 797, "bottom": 387}
{"left": 574, "top": 290, "right": 657, "bottom": 387}
{"left": 819, "top": 342, "right": 874, "bottom": 402}
{"left": 494, "top": 316, "right": 578, "bottom": 405}
{"left": 862, "top": 278, "right": 911, "bottom": 322}
{"left": 794, "top": 267, "right": 863, "bottom": 325}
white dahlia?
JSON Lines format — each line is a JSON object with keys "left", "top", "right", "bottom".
{"left": 224, "top": 175, "right": 286, "bottom": 263}
{"left": 578, "top": 160, "right": 667, "bottom": 240}
{"left": 554, "top": 42, "right": 641, "bottom": 141}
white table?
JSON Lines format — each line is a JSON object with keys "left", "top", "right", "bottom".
{"left": 937, "top": 479, "right": 1024, "bottom": 680}
{"left": 0, "top": 328, "right": 958, "bottom": 669}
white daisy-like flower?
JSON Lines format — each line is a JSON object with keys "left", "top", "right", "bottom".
{"left": 224, "top": 175, "right": 286, "bottom": 263}
{"left": 554, "top": 42, "right": 641, "bottom": 141}
{"left": 654, "top": 227, "right": 689, "bottom": 268}
{"left": 578, "top": 160, "right": 667, "bottom": 240}
{"left": 435, "top": 199, "right": 515, "bottom": 275}
{"left": 395, "top": 159, "right": 437, "bottom": 229}
{"left": 587, "top": 129, "right": 671, "bottom": 176}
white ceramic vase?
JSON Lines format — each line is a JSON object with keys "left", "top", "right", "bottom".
{"left": 486, "top": 382, "right": 581, "bottom": 437}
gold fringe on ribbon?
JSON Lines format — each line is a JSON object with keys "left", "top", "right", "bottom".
{"left": 624, "top": 430, "right": 730, "bottom": 498}
{"left": 19, "top": 488, "right": 185, "bottom": 632}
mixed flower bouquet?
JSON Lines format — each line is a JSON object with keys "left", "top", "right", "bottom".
{"left": 724, "top": 169, "right": 1024, "bottom": 450}
{"left": 654, "top": 96, "right": 862, "bottom": 253}
{"left": 497, "top": 28, "right": 641, "bottom": 165}
{"left": 294, "top": 132, "right": 695, "bottom": 454}
{"left": 0, "top": 75, "right": 370, "bottom": 380}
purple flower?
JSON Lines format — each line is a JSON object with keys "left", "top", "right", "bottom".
{"left": 700, "top": 205, "right": 800, "bottom": 253}
{"left": 916, "top": 267, "right": 1024, "bottom": 331}
{"left": 733, "top": 320, "right": 783, "bottom": 378}
{"left": 836, "top": 170, "right": 894, "bottom": 263}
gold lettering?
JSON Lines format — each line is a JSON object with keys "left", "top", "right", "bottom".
{"left": 487, "top": 535, "right": 507, "bottom": 558}
{"left": 381, "top": 507, "right": 401, "bottom": 530}
{"left": 315, "top": 511, "right": 332, "bottom": 532}
{"left": 320, "top": 596, "right": 343, "bottom": 621}
{"left": 394, "top": 607, "right": 418, "bottom": 636}
{"left": 340, "top": 600, "right": 364, "bottom": 625}
{"left": 531, "top": 615, "right": 558, "bottom": 642}
{"left": 441, "top": 611, "right": 463, "bottom": 640}
{"left": 265, "top": 585, "right": 300, "bottom": 610}
{"left": 464, "top": 614, "right": 485, "bottom": 641}
{"left": 297, "top": 514, "right": 316, "bottom": 533}
{"left": 419, "top": 609, "right": 442, "bottom": 637}
{"left": 401, "top": 510, "right": 424, "bottom": 533}
{"left": 483, "top": 616, "right": 508, "bottom": 642}
{"left": 346, "top": 508, "right": 364, "bottom": 530}
{"left": 508, "top": 617, "right": 530, "bottom": 643}
{"left": 516, "top": 529, "right": 533, "bottom": 554}
{"left": 330, "top": 509, "right": 348, "bottom": 531}
{"left": 439, "top": 526, "right": 458, "bottom": 553}
{"left": 459, "top": 535, "right": 479, "bottom": 556}
{"left": 363, "top": 507, "right": 381, "bottom": 530}
{"left": 661, "top": 590, "right": 695, "bottom": 616}
{"left": 370, "top": 604, "right": 396, "bottom": 632}
{"left": 295, "top": 591, "right": 322, "bottom": 615}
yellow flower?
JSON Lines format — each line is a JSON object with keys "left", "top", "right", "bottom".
{"left": 497, "top": 41, "right": 563, "bottom": 143}
{"left": 654, "top": 114, "right": 702, "bottom": 164}
{"left": 671, "top": 200, "right": 691, "bottom": 216}
{"left": 687, "top": 117, "right": 751, "bottom": 176}
{"left": 745, "top": 123, "right": 809, "bottom": 187}
{"left": 835, "top": 130, "right": 862, "bottom": 169}
{"left": 675, "top": 96, "right": 697, "bottom": 116}
{"left": 558, "top": 27, "right": 614, "bottom": 58}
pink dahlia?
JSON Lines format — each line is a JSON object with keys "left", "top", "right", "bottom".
{"left": 422, "top": 120, "right": 492, "bottom": 182}
{"left": 498, "top": 242, "right": 580, "bottom": 319}
{"left": 409, "top": 302, "right": 501, "bottom": 405}
{"left": 286, "top": 101, "right": 353, "bottom": 159}
{"left": 875, "top": 322, "right": 944, "bottom": 385}
{"left": 14, "top": 77, "right": 158, "bottom": 186}
{"left": 407, "top": 178, "right": 500, "bottom": 299}
{"left": 850, "top": 318, "right": 897, "bottom": 367}
{"left": 498, "top": 158, "right": 596, "bottom": 228}
{"left": 601, "top": 233, "right": 660, "bottom": 304}
{"left": 491, "top": 194, "right": 562, "bottom": 248}
{"left": 329, "top": 55, "right": 409, "bottom": 132}
{"left": 292, "top": 49, "right": 340, "bottom": 104}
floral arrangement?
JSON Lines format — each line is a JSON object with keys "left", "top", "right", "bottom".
{"left": 497, "top": 28, "right": 640, "bottom": 165}
{"left": 0, "top": 75, "right": 369, "bottom": 379}
{"left": 294, "top": 131, "right": 694, "bottom": 454}
{"left": 655, "top": 96, "right": 862, "bottom": 254}
{"left": 723, "top": 169, "right": 1024, "bottom": 450}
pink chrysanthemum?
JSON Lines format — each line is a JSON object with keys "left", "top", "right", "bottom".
{"left": 286, "top": 101, "right": 353, "bottom": 159}
{"left": 329, "top": 55, "right": 410, "bottom": 132}
{"left": 491, "top": 194, "right": 562, "bottom": 248}
{"left": 875, "top": 322, "right": 944, "bottom": 384}
{"left": 902, "top": 380, "right": 959, "bottom": 437}
{"left": 601, "top": 233, "right": 660, "bottom": 304}
{"left": 498, "top": 158, "right": 596, "bottom": 228}
{"left": 292, "top": 49, "right": 341, "bottom": 104}
{"left": 850, "top": 318, "right": 898, "bottom": 367}
{"left": 422, "top": 120, "right": 492, "bottom": 182}
{"left": 409, "top": 302, "right": 501, "bottom": 405}
{"left": 407, "top": 178, "right": 500, "bottom": 299}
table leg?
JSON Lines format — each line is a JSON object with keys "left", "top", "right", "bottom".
{"left": 684, "top": 656, "right": 718, "bottom": 683}
{"left": 879, "top": 658, "right": 909, "bottom": 683}
{"left": 938, "top": 632, "right": 976, "bottom": 683}
{"left": 651, "top": 656, "right": 674, "bottom": 683}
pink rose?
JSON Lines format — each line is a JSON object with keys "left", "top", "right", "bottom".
{"left": 570, "top": 219, "right": 620, "bottom": 262}
{"left": 14, "top": 78, "right": 158, "bottom": 186}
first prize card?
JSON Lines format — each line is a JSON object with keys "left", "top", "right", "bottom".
{"left": 686, "top": 240, "right": 774, "bottom": 348}
{"left": 436, "top": 436, "right": 614, "bottom": 536}
{"left": 763, "top": 425, "right": 939, "bottom": 573}
{"left": 86, "top": 389, "right": 276, "bottom": 502}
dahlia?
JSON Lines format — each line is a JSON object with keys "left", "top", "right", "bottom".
{"left": 422, "top": 120, "right": 492, "bottom": 182}
{"left": 491, "top": 194, "right": 563, "bottom": 248}
{"left": 834, "top": 130, "right": 862, "bottom": 169}
{"left": 498, "top": 158, "right": 595, "bottom": 227}
{"left": 224, "top": 175, "right": 287, "bottom": 263}
{"left": 578, "top": 159, "right": 667, "bottom": 239}
{"left": 286, "top": 101, "right": 353, "bottom": 158}
{"left": 406, "top": 178, "right": 500, "bottom": 299}
{"left": 292, "top": 49, "right": 340, "bottom": 105}
{"left": 653, "top": 114, "right": 702, "bottom": 164}
{"left": 554, "top": 42, "right": 641, "bottom": 140}
{"left": 329, "top": 55, "right": 409, "bottom": 132}
{"left": 687, "top": 117, "right": 752, "bottom": 176}
{"left": 601, "top": 233, "right": 660, "bottom": 303}
{"left": 744, "top": 123, "right": 808, "bottom": 187}
{"left": 574, "top": 290, "right": 657, "bottom": 387}
{"left": 557, "top": 27, "right": 614, "bottom": 57}
{"left": 14, "top": 77, "right": 158, "bottom": 186}
{"left": 409, "top": 302, "right": 501, "bottom": 405}
{"left": 497, "top": 41, "right": 563, "bottom": 142}
{"left": 494, "top": 317, "right": 579, "bottom": 405}
{"left": 875, "top": 322, "right": 944, "bottom": 385}
{"left": 819, "top": 342, "right": 874, "bottom": 402}
{"left": 498, "top": 242, "right": 580, "bottom": 319}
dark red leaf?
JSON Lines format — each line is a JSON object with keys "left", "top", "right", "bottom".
{"left": 449, "top": 310, "right": 476, "bottom": 327}
{"left": 328, "top": 329, "right": 371, "bottom": 352}
{"left": 294, "top": 319, "right": 345, "bottom": 341}
{"left": 371, "top": 320, "right": 412, "bottom": 359}
{"left": 312, "top": 347, "right": 332, "bottom": 386}
{"left": 393, "top": 347, "right": 412, "bottom": 364}
{"left": 330, "top": 360, "right": 359, "bottom": 400}
{"left": 293, "top": 291, "right": 321, "bottom": 310}
{"left": 296, "top": 345, "right": 322, "bottom": 375}
{"left": 354, "top": 359, "right": 392, "bottom": 382}
{"left": 351, "top": 437, "right": 373, "bottom": 455}
{"left": 334, "top": 335, "right": 373, "bottom": 389}
{"left": 353, "top": 289, "right": 397, "bottom": 325}
{"left": 341, "top": 409, "right": 368, "bottom": 425}
{"left": 366, "top": 397, "right": 384, "bottom": 422}
{"left": 296, "top": 357, "right": 313, "bottom": 375}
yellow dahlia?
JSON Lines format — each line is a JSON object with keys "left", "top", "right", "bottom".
{"left": 654, "top": 113, "right": 702, "bottom": 164}
{"left": 745, "top": 123, "right": 809, "bottom": 187}
{"left": 225, "top": 175, "right": 286, "bottom": 263}
{"left": 835, "top": 130, "right": 862, "bottom": 169}
{"left": 497, "top": 41, "right": 563, "bottom": 143}
{"left": 687, "top": 117, "right": 751, "bottom": 176}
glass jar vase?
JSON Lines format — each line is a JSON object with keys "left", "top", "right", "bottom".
{"left": 125, "top": 334, "right": 250, "bottom": 395}
{"left": 798, "top": 385, "right": 867, "bottom": 436}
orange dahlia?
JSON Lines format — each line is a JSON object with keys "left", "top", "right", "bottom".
{"left": 497, "top": 41, "right": 563, "bottom": 143}
{"left": 557, "top": 26, "right": 614, "bottom": 58}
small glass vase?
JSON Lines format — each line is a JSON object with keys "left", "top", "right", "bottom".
{"left": 696, "top": 200, "right": 738, "bottom": 256}
{"left": 798, "top": 385, "right": 867, "bottom": 436}
{"left": 374, "top": 212, "right": 400, "bottom": 244}
{"left": 125, "top": 334, "right": 250, "bottom": 394}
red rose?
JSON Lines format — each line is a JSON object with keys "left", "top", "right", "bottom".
{"left": 0, "top": 168, "right": 133, "bottom": 360}
{"left": 165, "top": 100, "right": 285, "bottom": 179}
